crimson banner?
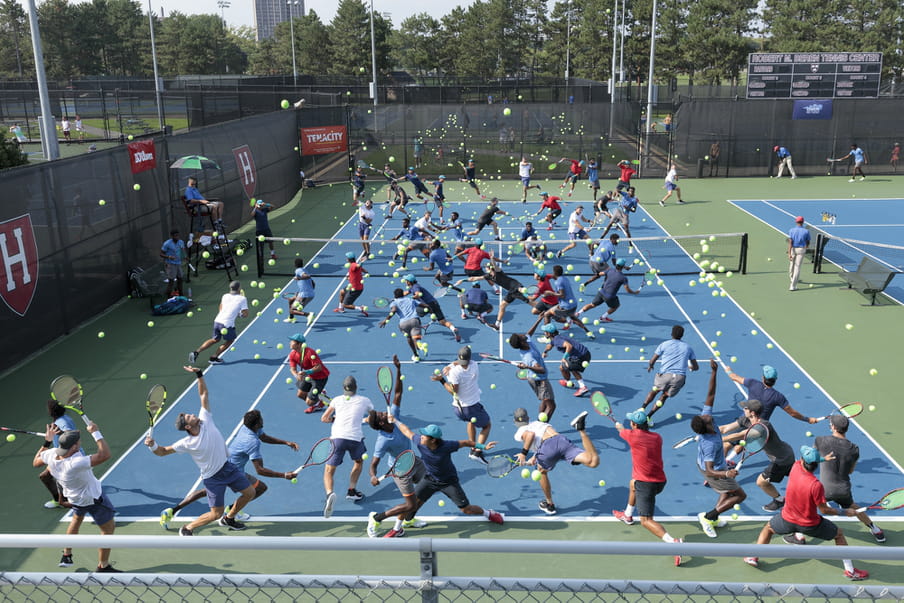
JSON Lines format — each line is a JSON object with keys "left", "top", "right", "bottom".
{"left": 127, "top": 140, "right": 157, "bottom": 174}
{"left": 299, "top": 125, "right": 347, "bottom": 156}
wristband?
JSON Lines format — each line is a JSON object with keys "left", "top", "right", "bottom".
{"left": 195, "top": 371, "right": 203, "bottom": 380}
{"left": 92, "top": 431, "right": 104, "bottom": 442}
{"left": 439, "top": 377, "right": 447, "bottom": 384}
{"left": 42, "top": 440, "right": 53, "bottom": 448}
{"left": 474, "top": 442, "right": 486, "bottom": 450}
{"left": 150, "top": 443, "right": 160, "bottom": 452}
{"left": 520, "top": 448, "right": 529, "bottom": 456}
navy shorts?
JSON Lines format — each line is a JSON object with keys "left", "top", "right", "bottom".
{"left": 592, "top": 291, "right": 620, "bottom": 310}
{"left": 72, "top": 493, "right": 116, "bottom": 525}
{"left": 634, "top": 480, "right": 665, "bottom": 517}
{"left": 255, "top": 227, "right": 273, "bottom": 238}
{"left": 344, "top": 288, "right": 363, "bottom": 305}
{"left": 327, "top": 437, "right": 366, "bottom": 467}
{"left": 546, "top": 208, "right": 562, "bottom": 221}
{"left": 563, "top": 353, "right": 591, "bottom": 373}
{"left": 768, "top": 514, "right": 838, "bottom": 541}
{"left": 358, "top": 222, "right": 372, "bottom": 237}
{"left": 415, "top": 475, "right": 470, "bottom": 508}
{"left": 464, "top": 268, "right": 484, "bottom": 277}
{"left": 298, "top": 376, "right": 328, "bottom": 402}
{"left": 760, "top": 460, "right": 793, "bottom": 484}
{"left": 569, "top": 230, "right": 589, "bottom": 241}
{"left": 535, "top": 434, "right": 582, "bottom": 471}
{"left": 202, "top": 461, "right": 251, "bottom": 509}
{"left": 454, "top": 402, "right": 490, "bottom": 429}
{"left": 426, "top": 301, "right": 445, "bottom": 322}
{"left": 211, "top": 322, "right": 237, "bottom": 342}
{"left": 521, "top": 177, "right": 532, "bottom": 187}
{"left": 665, "top": 182, "right": 678, "bottom": 191}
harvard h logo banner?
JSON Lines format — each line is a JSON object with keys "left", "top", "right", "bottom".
{"left": 232, "top": 145, "right": 257, "bottom": 199}
{"left": 0, "top": 214, "right": 39, "bottom": 316}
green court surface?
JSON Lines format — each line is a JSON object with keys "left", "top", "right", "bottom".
{"left": 1, "top": 173, "right": 901, "bottom": 584}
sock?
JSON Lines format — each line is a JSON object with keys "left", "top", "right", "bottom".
{"left": 625, "top": 504, "right": 635, "bottom": 517}
{"left": 870, "top": 523, "right": 881, "bottom": 534}
{"left": 374, "top": 512, "right": 387, "bottom": 522}
{"left": 483, "top": 509, "right": 491, "bottom": 518}
{"left": 662, "top": 533, "right": 676, "bottom": 543}
{"left": 448, "top": 325, "right": 455, "bottom": 333}
{"left": 393, "top": 517, "right": 404, "bottom": 530}
{"left": 725, "top": 450, "right": 739, "bottom": 462}
{"left": 776, "top": 496, "right": 785, "bottom": 503}
{"left": 843, "top": 559, "right": 854, "bottom": 573}
{"left": 577, "top": 379, "right": 586, "bottom": 389}
{"left": 704, "top": 510, "right": 719, "bottom": 522}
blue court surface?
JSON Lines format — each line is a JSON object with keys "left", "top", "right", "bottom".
{"left": 730, "top": 197, "right": 904, "bottom": 304}
{"left": 97, "top": 198, "right": 904, "bottom": 524}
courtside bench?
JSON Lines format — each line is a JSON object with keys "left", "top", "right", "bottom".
{"left": 839, "top": 256, "right": 899, "bottom": 305}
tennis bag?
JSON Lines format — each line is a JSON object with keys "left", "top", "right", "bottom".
{"left": 152, "top": 295, "right": 192, "bottom": 316}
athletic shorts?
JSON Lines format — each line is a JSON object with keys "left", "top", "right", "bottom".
{"left": 569, "top": 230, "right": 588, "bottom": 241}
{"left": 255, "top": 227, "right": 273, "bottom": 238}
{"left": 825, "top": 492, "right": 855, "bottom": 508}
{"left": 298, "top": 377, "right": 328, "bottom": 402}
{"left": 616, "top": 180, "right": 631, "bottom": 191}
{"left": 327, "top": 437, "right": 366, "bottom": 467}
{"left": 611, "top": 208, "right": 630, "bottom": 226}
{"left": 466, "top": 179, "right": 478, "bottom": 190}
{"left": 653, "top": 373, "right": 686, "bottom": 397}
{"left": 563, "top": 353, "right": 591, "bottom": 373}
{"left": 533, "top": 300, "right": 556, "bottom": 313}
{"left": 211, "top": 322, "right": 237, "bottom": 342}
{"left": 768, "top": 514, "right": 838, "bottom": 541}
{"left": 434, "top": 194, "right": 445, "bottom": 206}
{"left": 535, "top": 434, "right": 582, "bottom": 471}
{"left": 354, "top": 182, "right": 365, "bottom": 195}
{"left": 504, "top": 289, "right": 528, "bottom": 304}
{"left": 464, "top": 268, "right": 485, "bottom": 277}
{"left": 589, "top": 260, "right": 606, "bottom": 275}
{"left": 591, "top": 291, "right": 620, "bottom": 310}
{"left": 358, "top": 222, "right": 372, "bottom": 237}
{"left": 552, "top": 307, "right": 578, "bottom": 321}
{"left": 665, "top": 182, "right": 677, "bottom": 191}
{"left": 399, "top": 317, "right": 422, "bottom": 338}
{"left": 634, "top": 480, "right": 666, "bottom": 518}
{"left": 422, "top": 301, "right": 443, "bottom": 322}
{"left": 344, "top": 288, "right": 363, "bottom": 305}
{"left": 521, "top": 177, "right": 532, "bottom": 187}
{"left": 165, "top": 263, "right": 183, "bottom": 280}
{"left": 760, "top": 459, "right": 793, "bottom": 484}
{"left": 72, "top": 493, "right": 116, "bottom": 525}
{"left": 589, "top": 178, "right": 600, "bottom": 189}
{"left": 435, "top": 270, "right": 454, "bottom": 286}
{"left": 454, "top": 402, "right": 490, "bottom": 429}
{"left": 697, "top": 467, "right": 741, "bottom": 493}
{"left": 394, "top": 456, "right": 427, "bottom": 496}
{"left": 415, "top": 475, "right": 470, "bottom": 508}
{"left": 293, "top": 295, "right": 314, "bottom": 308}
{"left": 547, "top": 208, "right": 562, "bottom": 221}
{"left": 463, "top": 301, "right": 493, "bottom": 315}
{"left": 203, "top": 461, "right": 251, "bottom": 509}
{"left": 528, "top": 378, "right": 555, "bottom": 402}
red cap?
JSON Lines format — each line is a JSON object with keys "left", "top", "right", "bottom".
{"left": 795, "top": 216, "right": 804, "bottom": 223}
{"left": 773, "top": 146, "right": 779, "bottom": 152}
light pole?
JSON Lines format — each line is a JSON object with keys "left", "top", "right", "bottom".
{"left": 645, "top": 0, "right": 658, "bottom": 135}
{"left": 217, "top": 0, "right": 230, "bottom": 23}
{"left": 24, "top": 0, "right": 58, "bottom": 160}
{"left": 369, "top": 0, "right": 378, "bottom": 112}
{"left": 287, "top": 0, "right": 299, "bottom": 86}
{"left": 148, "top": 0, "right": 165, "bottom": 132}
{"left": 564, "top": 0, "right": 571, "bottom": 83}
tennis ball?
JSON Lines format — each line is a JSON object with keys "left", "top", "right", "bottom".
{"left": 739, "top": 439, "right": 746, "bottom": 446}
{"left": 655, "top": 400, "right": 663, "bottom": 407}
{"left": 254, "top": 353, "right": 261, "bottom": 359}
{"left": 598, "top": 480, "right": 606, "bottom": 487}
{"left": 291, "top": 477, "right": 297, "bottom": 484}
{"left": 6, "top": 434, "right": 15, "bottom": 442}
{"left": 438, "top": 500, "right": 445, "bottom": 507}
{"left": 97, "top": 331, "right": 105, "bottom": 338}
{"left": 98, "top": 199, "right": 106, "bottom": 206}
{"left": 531, "top": 469, "right": 542, "bottom": 481}
{"left": 733, "top": 503, "right": 741, "bottom": 511}
{"left": 313, "top": 263, "right": 320, "bottom": 269}
{"left": 869, "top": 368, "right": 878, "bottom": 376}
{"left": 750, "top": 329, "right": 758, "bottom": 335}
{"left": 388, "top": 155, "right": 395, "bottom": 162}
{"left": 147, "top": 320, "right": 155, "bottom": 327}
{"left": 582, "top": 361, "right": 589, "bottom": 368}
{"left": 806, "top": 431, "right": 812, "bottom": 437}
{"left": 730, "top": 355, "right": 737, "bottom": 363}
{"left": 521, "top": 468, "right": 531, "bottom": 479}
{"left": 346, "top": 327, "right": 352, "bottom": 332}
{"left": 362, "top": 453, "right": 368, "bottom": 460}
{"left": 220, "top": 327, "right": 228, "bottom": 335}
{"left": 566, "top": 381, "right": 573, "bottom": 388}
{"left": 675, "top": 413, "right": 682, "bottom": 420}
{"left": 470, "top": 417, "right": 477, "bottom": 423}
{"left": 286, "top": 378, "right": 293, "bottom": 384}
{"left": 280, "top": 99, "right": 290, "bottom": 109}
{"left": 241, "top": 265, "right": 249, "bottom": 272}
{"left": 766, "top": 343, "right": 774, "bottom": 349}
{"left": 869, "top": 404, "right": 876, "bottom": 411}
{"left": 538, "top": 412, "right": 549, "bottom": 422}
{"left": 407, "top": 385, "right": 413, "bottom": 391}
{"left": 128, "top": 135, "right": 134, "bottom": 141}
{"left": 793, "top": 382, "right": 800, "bottom": 389}
{"left": 731, "top": 513, "right": 739, "bottom": 520}
{"left": 202, "top": 251, "right": 211, "bottom": 259}
{"left": 133, "top": 183, "right": 141, "bottom": 191}
{"left": 140, "top": 373, "right": 147, "bottom": 380}
{"left": 504, "top": 108, "right": 512, "bottom": 116}
{"left": 490, "top": 384, "right": 496, "bottom": 389}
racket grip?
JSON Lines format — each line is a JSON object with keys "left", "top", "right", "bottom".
{"left": 815, "top": 415, "right": 828, "bottom": 422}
{"left": 734, "top": 460, "right": 745, "bottom": 471}
{"left": 855, "top": 506, "right": 867, "bottom": 513}
{"left": 290, "top": 463, "right": 305, "bottom": 475}
{"left": 377, "top": 475, "right": 388, "bottom": 483}
{"left": 80, "top": 414, "right": 91, "bottom": 426}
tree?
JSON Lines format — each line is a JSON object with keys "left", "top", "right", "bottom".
{"left": 0, "top": 134, "right": 28, "bottom": 170}
{"left": 390, "top": 13, "right": 440, "bottom": 76}
{"left": 36, "top": 0, "right": 79, "bottom": 80}
{"left": 685, "top": 0, "right": 756, "bottom": 84}
{"left": 0, "top": 0, "right": 30, "bottom": 77}
{"left": 327, "top": 0, "right": 384, "bottom": 75}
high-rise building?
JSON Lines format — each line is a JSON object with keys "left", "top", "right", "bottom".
{"left": 254, "top": 0, "right": 305, "bottom": 41}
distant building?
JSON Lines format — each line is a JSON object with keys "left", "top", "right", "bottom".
{"left": 254, "top": 0, "right": 304, "bottom": 41}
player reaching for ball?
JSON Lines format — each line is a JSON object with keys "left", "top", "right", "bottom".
{"left": 387, "top": 416, "right": 504, "bottom": 525}
{"left": 33, "top": 420, "right": 121, "bottom": 571}
{"left": 466, "top": 198, "right": 509, "bottom": 240}
{"left": 365, "top": 355, "right": 429, "bottom": 538}
{"left": 558, "top": 157, "right": 585, "bottom": 196}
{"left": 358, "top": 199, "right": 375, "bottom": 255}
{"left": 459, "top": 159, "right": 483, "bottom": 198}
{"left": 188, "top": 280, "right": 249, "bottom": 365}
{"left": 482, "top": 261, "right": 530, "bottom": 329}
{"left": 513, "top": 408, "right": 599, "bottom": 515}
{"left": 403, "top": 167, "right": 430, "bottom": 200}
{"left": 146, "top": 366, "right": 256, "bottom": 535}
{"left": 286, "top": 257, "right": 316, "bottom": 325}
{"left": 459, "top": 283, "right": 494, "bottom": 326}
{"left": 535, "top": 192, "right": 563, "bottom": 230}
{"left": 287, "top": 333, "right": 330, "bottom": 413}
{"left": 39, "top": 400, "right": 78, "bottom": 510}
{"left": 691, "top": 359, "right": 747, "bottom": 539}
{"left": 519, "top": 157, "right": 542, "bottom": 203}
{"left": 452, "top": 239, "right": 497, "bottom": 289}
{"left": 158, "top": 410, "right": 299, "bottom": 530}
{"left": 529, "top": 319, "right": 592, "bottom": 398}
{"left": 612, "top": 409, "right": 684, "bottom": 566}
{"left": 431, "top": 346, "right": 492, "bottom": 464}
{"left": 508, "top": 329, "right": 557, "bottom": 420}
{"left": 379, "top": 288, "right": 432, "bottom": 362}
{"left": 599, "top": 187, "right": 639, "bottom": 248}
{"left": 556, "top": 205, "right": 594, "bottom": 257}
{"left": 401, "top": 274, "right": 461, "bottom": 342}
{"left": 545, "top": 264, "right": 594, "bottom": 339}
{"left": 582, "top": 233, "right": 620, "bottom": 290}
{"left": 641, "top": 325, "right": 699, "bottom": 419}
{"left": 335, "top": 252, "right": 369, "bottom": 316}
{"left": 575, "top": 259, "right": 639, "bottom": 322}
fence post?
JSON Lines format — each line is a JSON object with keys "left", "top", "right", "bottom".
{"left": 419, "top": 537, "right": 437, "bottom": 603}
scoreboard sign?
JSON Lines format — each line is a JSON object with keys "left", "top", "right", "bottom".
{"left": 746, "top": 52, "right": 882, "bottom": 99}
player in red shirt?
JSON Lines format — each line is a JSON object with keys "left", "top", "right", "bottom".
{"left": 743, "top": 446, "right": 869, "bottom": 581}
{"left": 287, "top": 333, "right": 331, "bottom": 413}
{"left": 452, "top": 239, "right": 496, "bottom": 289}
{"left": 334, "top": 252, "right": 369, "bottom": 316}
{"left": 558, "top": 157, "right": 584, "bottom": 197}
{"left": 528, "top": 267, "right": 559, "bottom": 318}
{"left": 534, "top": 192, "right": 563, "bottom": 230}
{"left": 612, "top": 409, "right": 684, "bottom": 565}
{"left": 616, "top": 160, "right": 636, "bottom": 191}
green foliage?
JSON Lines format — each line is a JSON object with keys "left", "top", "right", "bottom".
{"left": 0, "top": 0, "right": 31, "bottom": 77}
{"left": 0, "top": 133, "right": 28, "bottom": 170}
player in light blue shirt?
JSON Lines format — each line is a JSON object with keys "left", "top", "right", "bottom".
{"left": 509, "top": 330, "right": 556, "bottom": 420}
{"left": 586, "top": 158, "right": 600, "bottom": 200}
{"left": 585, "top": 233, "right": 620, "bottom": 289}
{"left": 641, "top": 325, "right": 699, "bottom": 418}
{"left": 288, "top": 257, "right": 315, "bottom": 324}
{"left": 787, "top": 216, "right": 811, "bottom": 291}
{"left": 830, "top": 143, "right": 867, "bottom": 182}
{"left": 379, "top": 288, "right": 431, "bottom": 361}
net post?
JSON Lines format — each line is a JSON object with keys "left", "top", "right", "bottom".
{"left": 255, "top": 237, "right": 264, "bottom": 278}
{"left": 419, "top": 537, "right": 438, "bottom": 603}
{"left": 740, "top": 233, "right": 748, "bottom": 275}
{"left": 814, "top": 233, "right": 827, "bottom": 274}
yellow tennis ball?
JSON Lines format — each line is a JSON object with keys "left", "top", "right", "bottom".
{"left": 869, "top": 404, "right": 876, "bottom": 411}
{"left": 750, "top": 329, "right": 758, "bottom": 335}
{"left": 147, "top": 320, "right": 155, "bottom": 327}
{"left": 793, "top": 382, "right": 800, "bottom": 389}
{"left": 362, "top": 453, "right": 368, "bottom": 460}
{"left": 504, "top": 107, "right": 512, "bottom": 116}
{"left": 140, "top": 373, "right": 147, "bottom": 380}
{"left": 739, "top": 439, "right": 746, "bottom": 446}
{"left": 389, "top": 155, "right": 395, "bottom": 162}
{"left": 869, "top": 368, "right": 878, "bottom": 376}
{"left": 806, "top": 431, "right": 812, "bottom": 437}
{"left": 731, "top": 513, "right": 739, "bottom": 520}
{"left": 291, "top": 477, "right": 297, "bottom": 484}
{"left": 566, "top": 381, "right": 573, "bottom": 388}
{"left": 521, "top": 468, "right": 531, "bottom": 479}
{"left": 675, "top": 413, "right": 682, "bottom": 420}
{"left": 133, "top": 183, "right": 140, "bottom": 191}
{"left": 598, "top": 479, "right": 606, "bottom": 487}
{"left": 538, "top": 412, "right": 549, "bottom": 422}
{"left": 220, "top": 328, "right": 228, "bottom": 335}
{"left": 202, "top": 251, "right": 210, "bottom": 259}
{"left": 254, "top": 353, "right": 261, "bottom": 359}
{"left": 655, "top": 400, "right": 663, "bottom": 407}
{"left": 470, "top": 417, "right": 477, "bottom": 423}
{"left": 490, "top": 384, "right": 496, "bottom": 389}
{"left": 97, "top": 331, "right": 105, "bottom": 338}
{"left": 6, "top": 434, "right": 15, "bottom": 442}
{"left": 98, "top": 199, "right": 106, "bottom": 206}
{"left": 730, "top": 356, "right": 738, "bottom": 363}
{"left": 286, "top": 378, "right": 293, "bottom": 384}
{"left": 531, "top": 469, "right": 542, "bottom": 481}
{"left": 438, "top": 500, "right": 445, "bottom": 507}
{"left": 733, "top": 504, "right": 741, "bottom": 511}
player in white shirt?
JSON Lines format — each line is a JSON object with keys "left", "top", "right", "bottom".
{"left": 33, "top": 420, "right": 121, "bottom": 572}
{"left": 556, "top": 205, "right": 594, "bottom": 257}
{"left": 660, "top": 163, "right": 684, "bottom": 205}
{"left": 519, "top": 157, "right": 542, "bottom": 202}
{"left": 188, "top": 280, "right": 249, "bottom": 365}
{"left": 431, "top": 346, "right": 492, "bottom": 464}
{"left": 357, "top": 199, "right": 375, "bottom": 255}
{"left": 321, "top": 376, "right": 374, "bottom": 517}
{"left": 146, "top": 366, "right": 256, "bottom": 535}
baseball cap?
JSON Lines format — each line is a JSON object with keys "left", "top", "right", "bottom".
{"left": 800, "top": 445, "right": 824, "bottom": 464}
{"left": 57, "top": 430, "right": 80, "bottom": 453}
{"left": 473, "top": 238, "right": 483, "bottom": 247}
{"left": 740, "top": 399, "right": 763, "bottom": 415}
{"left": 343, "top": 375, "right": 358, "bottom": 393}
{"left": 438, "top": 174, "right": 445, "bottom": 179}
{"left": 541, "top": 323, "right": 558, "bottom": 334}
{"left": 540, "top": 191, "right": 549, "bottom": 197}
{"left": 419, "top": 424, "right": 443, "bottom": 439}
{"left": 829, "top": 414, "right": 849, "bottom": 432}
{"left": 795, "top": 216, "right": 804, "bottom": 223}
{"left": 229, "top": 280, "right": 242, "bottom": 292}
{"left": 626, "top": 410, "right": 648, "bottom": 425}
{"left": 513, "top": 407, "right": 529, "bottom": 426}
{"left": 401, "top": 273, "right": 416, "bottom": 283}
{"left": 773, "top": 146, "right": 779, "bottom": 152}
{"left": 289, "top": 333, "right": 305, "bottom": 343}
{"left": 534, "top": 267, "right": 546, "bottom": 277}
{"left": 457, "top": 345, "right": 472, "bottom": 362}
{"left": 762, "top": 365, "right": 778, "bottom": 380}
{"left": 615, "top": 258, "right": 627, "bottom": 268}
{"left": 345, "top": 251, "right": 356, "bottom": 260}
{"left": 408, "top": 166, "right": 414, "bottom": 171}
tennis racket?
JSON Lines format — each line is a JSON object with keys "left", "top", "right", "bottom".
{"left": 486, "top": 454, "right": 521, "bottom": 478}
{"left": 510, "top": 242, "right": 524, "bottom": 254}
{"left": 673, "top": 435, "right": 697, "bottom": 449}
{"left": 356, "top": 159, "right": 379, "bottom": 172}
{"left": 50, "top": 375, "right": 90, "bottom": 426}
{"left": 856, "top": 488, "right": 904, "bottom": 513}
{"left": 637, "top": 269, "right": 658, "bottom": 290}
{"left": 590, "top": 391, "right": 617, "bottom": 424}
{"left": 547, "top": 163, "right": 558, "bottom": 170}
{"left": 1, "top": 426, "right": 44, "bottom": 437}
{"left": 378, "top": 449, "right": 416, "bottom": 482}
{"left": 433, "top": 287, "right": 448, "bottom": 298}
{"left": 377, "top": 365, "right": 393, "bottom": 407}
{"left": 734, "top": 423, "right": 769, "bottom": 471}
{"left": 815, "top": 402, "right": 864, "bottom": 422}
{"left": 522, "top": 284, "right": 539, "bottom": 297}
{"left": 290, "top": 437, "right": 334, "bottom": 477}
{"left": 479, "top": 353, "right": 515, "bottom": 365}
{"left": 146, "top": 384, "right": 167, "bottom": 438}
{"left": 373, "top": 296, "right": 391, "bottom": 309}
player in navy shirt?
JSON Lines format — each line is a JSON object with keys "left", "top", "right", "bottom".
{"left": 586, "top": 159, "right": 600, "bottom": 200}
{"left": 431, "top": 175, "right": 446, "bottom": 222}
{"left": 576, "top": 258, "right": 638, "bottom": 322}
{"left": 584, "top": 233, "right": 620, "bottom": 289}
{"left": 460, "top": 159, "right": 483, "bottom": 198}
{"left": 533, "top": 319, "right": 592, "bottom": 397}
{"left": 404, "top": 167, "right": 430, "bottom": 199}
{"left": 459, "top": 283, "right": 493, "bottom": 324}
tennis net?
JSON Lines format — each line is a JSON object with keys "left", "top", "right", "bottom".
{"left": 814, "top": 233, "right": 904, "bottom": 273}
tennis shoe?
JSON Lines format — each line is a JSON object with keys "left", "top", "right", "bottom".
{"left": 218, "top": 515, "right": 246, "bottom": 531}
{"left": 659, "top": 200, "right": 665, "bottom": 206}
{"left": 558, "top": 379, "right": 573, "bottom": 388}
{"left": 570, "top": 411, "right": 588, "bottom": 432}
{"left": 539, "top": 500, "right": 557, "bottom": 515}
{"left": 858, "top": 176, "right": 865, "bottom": 181}
{"left": 384, "top": 528, "right": 405, "bottom": 538}
{"left": 208, "top": 356, "right": 223, "bottom": 364}
{"left": 600, "top": 316, "right": 613, "bottom": 322}
{"left": 469, "top": 450, "right": 488, "bottom": 465}
{"left": 96, "top": 564, "right": 122, "bottom": 573}
{"left": 367, "top": 512, "right": 382, "bottom": 537}
{"left": 762, "top": 499, "right": 784, "bottom": 512}
{"left": 783, "top": 533, "right": 806, "bottom": 545}
{"left": 848, "top": 178, "right": 856, "bottom": 183}
{"left": 873, "top": 528, "right": 886, "bottom": 543}
{"left": 487, "top": 510, "right": 505, "bottom": 525}
{"left": 188, "top": 351, "right": 198, "bottom": 363}
{"left": 159, "top": 507, "right": 174, "bottom": 530}
{"left": 845, "top": 568, "right": 869, "bottom": 580}
{"left": 461, "top": 311, "right": 468, "bottom": 319}
{"left": 306, "top": 313, "right": 315, "bottom": 326}
{"left": 323, "top": 492, "right": 336, "bottom": 518}
{"left": 677, "top": 200, "right": 686, "bottom": 204}
{"left": 179, "top": 526, "right": 193, "bottom": 536}
{"left": 454, "top": 330, "right": 462, "bottom": 343}
{"left": 346, "top": 489, "right": 364, "bottom": 501}
{"left": 612, "top": 510, "right": 634, "bottom": 525}
{"left": 743, "top": 556, "right": 758, "bottom": 568}
{"left": 304, "top": 401, "right": 326, "bottom": 414}
{"left": 402, "top": 517, "right": 427, "bottom": 528}
{"left": 712, "top": 517, "right": 728, "bottom": 528}
{"left": 59, "top": 553, "right": 74, "bottom": 567}
{"left": 360, "top": 308, "right": 369, "bottom": 318}
{"left": 674, "top": 538, "right": 685, "bottom": 566}
{"left": 44, "top": 500, "right": 62, "bottom": 509}
{"left": 332, "top": 307, "right": 345, "bottom": 313}
{"left": 698, "top": 512, "right": 718, "bottom": 538}
{"left": 573, "top": 386, "right": 589, "bottom": 397}
{"left": 224, "top": 505, "right": 251, "bottom": 521}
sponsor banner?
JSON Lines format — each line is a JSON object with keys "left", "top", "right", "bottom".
{"left": 127, "top": 140, "right": 157, "bottom": 174}
{"left": 792, "top": 99, "right": 833, "bottom": 120}
{"left": 232, "top": 145, "right": 257, "bottom": 199}
{"left": 0, "top": 214, "right": 39, "bottom": 316}
{"left": 300, "top": 125, "right": 347, "bottom": 156}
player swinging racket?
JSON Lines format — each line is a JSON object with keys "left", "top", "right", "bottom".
{"left": 400, "top": 273, "right": 462, "bottom": 342}
{"left": 145, "top": 367, "right": 256, "bottom": 535}
{"left": 508, "top": 329, "right": 557, "bottom": 420}
{"left": 535, "top": 192, "right": 563, "bottom": 230}
{"left": 583, "top": 233, "right": 621, "bottom": 290}
{"left": 288, "top": 333, "right": 330, "bottom": 413}
{"left": 575, "top": 258, "right": 639, "bottom": 323}
{"left": 158, "top": 410, "right": 300, "bottom": 530}
{"left": 466, "top": 197, "right": 509, "bottom": 240}
{"left": 335, "top": 251, "right": 370, "bottom": 316}
{"left": 641, "top": 325, "right": 699, "bottom": 419}
{"left": 285, "top": 258, "right": 316, "bottom": 325}
{"left": 557, "top": 157, "right": 584, "bottom": 197}
{"left": 379, "top": 288, "right": 432, "bottom": 362}
{"left": 358, "top": 199, "right": 375, "bottom": 255}
{"left": 513, "top": 408, "right": 599, "bottom": 515}
{"left": 321, "top": 376, "right": 374, "bottom": 518}
{"left": 531, "top": 320, "right": 592, "bottom": 398}
{"left": 39, "top": 400, "right": 78, "bottom": 509}
{"left": 431, "top": 346, "right": 492, "bottom": 464}
{"left": 366, "top": 355, "right": 429, "bottom": 538}
{"left": 545, "top": 264, "right": 595, "bottom": 339}
{"left": 611, "top": 409, "right": 684, "bottom": 566}
{"left": 459, "top": 159, "right": 483, "bottom": 198}
{"left": 519, "top": 157, "right": 542, "bottom": 203}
